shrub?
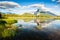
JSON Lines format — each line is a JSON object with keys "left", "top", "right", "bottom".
{"left": 5, "top": 19, "right": 17, "bottom": 25}
{"left": 2, "top": 29, "right": 16, "bottom": 38}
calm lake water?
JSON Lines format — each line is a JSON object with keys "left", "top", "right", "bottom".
{"left": 43, "top": 20, "right": 60, "bottom": 32}
{"left": 12, "top": 20, "right": 60, "bottom": 40}
{"left": 13, "top": 19, "right": 37, "bottom": 29}
{"left": 13, "top": 19, "right": 60, "bottom": 30}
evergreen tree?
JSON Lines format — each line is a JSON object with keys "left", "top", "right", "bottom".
{"left": 0, "top": 12, "right": 2, "bottom": 18}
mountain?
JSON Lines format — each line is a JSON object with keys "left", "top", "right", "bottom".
{"left": 34, "top": 9, "right": 56, "bottom": 16}
{"left": 46, "top": 11, "right": 56, "bottom": 16}
{"left": 21, "top": 13, "right": 35, "bottom": 17}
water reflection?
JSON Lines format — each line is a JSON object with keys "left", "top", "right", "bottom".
{"left": 43, "top": 20, "right": 60, "bottom": 31}
{"left": 12, "top": 19, "right": 59, "bottom": 30}
{"left": 16, "top": 19, "right": 60, "bottom": 32}
{"left": 13, "top": 19, "right": 60, "bottom": 40}
{"left": 13, "top": 19, "right": 37, "bottom": 29}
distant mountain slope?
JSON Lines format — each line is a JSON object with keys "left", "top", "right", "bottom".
{"left": 34, "top": 9, "right": 56, "bottom": 16}
{"left": 21, "top": 13, "right": 35, "bottom": 17}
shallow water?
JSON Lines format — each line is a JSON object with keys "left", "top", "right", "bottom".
{"left": 13, "top": 19, "right": 60, "bottom": 29}
{"left": 43, "top": 20, "right": 60, "bottom": 31}
{"left": 13, "top": 19, "right": 37, "bottom": 29}
{"left": 14, "top": 20, "right": 60, "bottom": 40}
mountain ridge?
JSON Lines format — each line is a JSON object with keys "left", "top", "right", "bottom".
{"left": 34, "top": 9, "right": 57, "bottom": 16}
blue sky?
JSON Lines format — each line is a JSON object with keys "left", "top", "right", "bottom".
{"left": 0, "top": 0, "right": 57, "bottom": 6}
{"left": 0, "top": 0, "right": 60, "bottom": 15}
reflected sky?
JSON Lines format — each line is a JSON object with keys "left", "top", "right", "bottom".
{"left": 43, "top": 20, "right": 60, "bottom": 32}
{"left": 13, "top": 19, "right": 60, "bottom": 31}
{"left": 13, "top": 19, "right": 37, "bottom": 29}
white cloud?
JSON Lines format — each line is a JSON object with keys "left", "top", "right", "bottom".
{"left": 23, "top": 4, "right": 50, "bottom": 11}
{"left": 0, "top": 1, "right": 58, "bottom": 15}
{"left": 54, "top": 5, "right": 59, "bottom": 8}
{"left": 0, "top": 1, "right": 21, "bottom": 9}
{"left": 14, "top": 4, "right": 56, "bottom": 15}
{"left": 5, "top": 4, "right": 45, "bottom": 14}
{"left": 28, "top": 4, "right": 44, "bottom": 8}
{"left": 52, "top": 0, "right": 56, "bottom": 2}
{"left": 52, "top": 0, "right": 60, "bottom": 3}
{"left": 28, "top": 4, "right": 52, "bottom": 12}
{"left": 13, "top": 4, "right": 50, "bottom": 14}
{"left": 12, "top": 8, "right": 37, "bottom": 15}
{"left": 57, "top": 0, "right": 60, "bottom": 2}
{"left": 22, "top": 4, "right": 45, "bottom": 9}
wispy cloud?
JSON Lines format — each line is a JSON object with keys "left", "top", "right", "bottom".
{"left": 52, "top": 0, "right": 56, "bottom": 2}
{"left": 0, "top": 1, "right": 21, "bottom": 9}
{"left": 54, "top": 5, "right": 59, "bottom": 8}
{"left": 13, "top": 4, "right": 52, "bottom": 14}
{"left": 0, "top": 1, "right": 59, "bottom": 15}
{"left": 51, "top": 0, "right": 60, "bottom": 3}
{"left": 0, "top": 1, "right": 48, "bottom": 14}
{"left": 57, "top": 0, "right": 60, "bottom": 2}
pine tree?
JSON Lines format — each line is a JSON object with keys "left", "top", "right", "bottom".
{"left": 0, "top": 12, "right": 2, "bottom": 18}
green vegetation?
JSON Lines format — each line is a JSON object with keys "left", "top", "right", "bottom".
{"left": 0, "top": 19, "right": 17, "bottom": 38}
{"left": 0, "top": 13, "right": 17, "bottom": 38}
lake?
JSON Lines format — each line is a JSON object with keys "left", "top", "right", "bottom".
{"left": 13, "top": 20, "right": 60, "bottom": 40}
{"left": 13, "top": 19, "right": 60, "bottom": 30}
